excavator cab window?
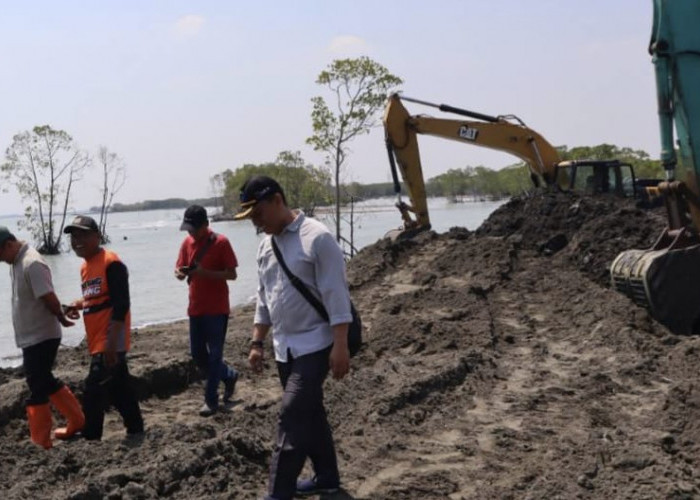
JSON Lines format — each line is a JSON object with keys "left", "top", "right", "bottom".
{"left": 568, "top": 163, "right": 636, "bottom": 197}
{"left": 618, "top": 164, "right": 637, "bottom": 197}
{"left": 569, "top": 165, "right": 601, "bottom": 194}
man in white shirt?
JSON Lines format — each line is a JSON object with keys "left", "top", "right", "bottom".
{"left": 235, "top": 176, "right": 352, "bottom": 500}
{"left": 0, "top": 226, "right": 84, "bottom": 449}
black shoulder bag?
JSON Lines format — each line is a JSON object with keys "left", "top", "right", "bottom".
{"left": 270, "top": 237, "right": 362, "bottom": 357}
{"left": 187, "top": 232, "right": 217, "bottom": 284}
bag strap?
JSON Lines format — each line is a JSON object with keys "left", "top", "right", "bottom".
{"left": 190, "top": 232, "right": 217, "bottom": 268}
{"left": 270, "top": 237, "right": 330, "bottom": 322}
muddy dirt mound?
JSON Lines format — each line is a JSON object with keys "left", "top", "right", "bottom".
{"left": 477, "top": 191, "right": 667, "bottom": 287}
{"left": 1, "top": 192, "right": 698, "bottom": 499}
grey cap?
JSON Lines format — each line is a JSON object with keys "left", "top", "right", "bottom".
{"left": 0, "top": 226, "right": 14, "bottom": 246}
{"left": 64, "top": 215, "right": 99, "bottom": 234}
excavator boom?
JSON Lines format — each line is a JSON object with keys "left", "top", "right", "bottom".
{"left": 383, "top": 94, "right": 564, "bottom": 237}
{"left": 384, "top": 93, "right": 636, "bottom": 237}
{"left": 611, "top": 0, "right": 700, "bottom": 334}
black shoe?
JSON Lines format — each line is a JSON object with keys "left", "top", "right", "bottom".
{"left": 295, "top": 477, "right": 339, "bottom": 497}
{"left": 199, "top": 402, "right": 217, "bottom": 417}
{"left": 223, "top": 371, "right": 238, "bottom": 404}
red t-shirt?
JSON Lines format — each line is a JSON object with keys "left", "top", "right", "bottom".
{"left": 176, "top": 229, "right": 238, "bottom": 316}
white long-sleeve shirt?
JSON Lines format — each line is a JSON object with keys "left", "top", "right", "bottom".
{"left": 254, "top": 212, "right": 352, "bottom": 362}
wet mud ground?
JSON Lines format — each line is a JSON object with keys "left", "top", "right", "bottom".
{"left": 1, "top": 191, "right": 699, "bottom": 499}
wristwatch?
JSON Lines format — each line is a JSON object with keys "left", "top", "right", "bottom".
{"left": 250, "top": 339, "right": 264, "bottom": 349}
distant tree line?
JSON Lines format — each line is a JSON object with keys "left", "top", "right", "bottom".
{"left": 104, "top": 144, "right": 665, "bottom": 221}
{"left": 207, "top": 143, "right": 667, "bottom": 215}
{"left": 344, "top": 182, "right": 399, "bottom": 199}
{"left": 105, "top": 197, "right": 220, "bottom": 213}
{"left": 423, "top": 144, "right": 666, "bottom": 201}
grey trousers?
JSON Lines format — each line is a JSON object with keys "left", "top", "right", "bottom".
{"left": 268, "top": 346, "right": 339, "bottom": 499}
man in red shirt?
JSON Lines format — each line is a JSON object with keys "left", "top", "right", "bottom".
{"left": 175, "top": 205, "right": 239, "bottom": 416}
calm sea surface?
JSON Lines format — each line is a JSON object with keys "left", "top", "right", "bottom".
{"left": 0, "top": 197, "right": 504, "bottom": 366}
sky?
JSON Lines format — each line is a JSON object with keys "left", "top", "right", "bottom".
{"left": 0, "top": 1, "right": 658, "bottom": 216}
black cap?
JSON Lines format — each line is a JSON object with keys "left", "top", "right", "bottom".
{"left": 64, "top": 215, "right": 99, "bottom": 234}
{"left": 0, "top": 226, "right": 14, "bottom": 246}
{"left": 180, "top": 205, "right": 208, "bottom": 231}
{"left": 233, "top": 176, "right": 284, "bottom": 220}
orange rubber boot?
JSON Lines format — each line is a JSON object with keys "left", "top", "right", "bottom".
{"left": 26, "top": 404, "right": 53, "bottom": 449}
{"left": 49, "top": 385, "right": 85, "bottom": 439}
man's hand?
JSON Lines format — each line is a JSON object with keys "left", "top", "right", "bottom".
{"left": 329, "top": 343, "right": 350, "bottom": 380}
{"left": 58, "top": 316, "right": 75, "bottom": 328}
{"left": 249, "top": 346, "right": 264, "bottom": 374}
{"left": 248, "top": 325, "right": 269, "bottom": 374}
{"left": 174, "top": 267, "right": 189, "bottom": 281}
{"left": 62, "top": 304, "right": 81, "bottom": 321}
{"left": 104, "top": 320, "right": 123, "bottom": 368}
{"left": 330, "top": 323, "right": 350, "bottom": 380}
{"left": 40, "top": 292, "right": 79, "bottom": 327}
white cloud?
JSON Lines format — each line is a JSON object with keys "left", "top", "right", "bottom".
{"left": 173, "top": 15, "right": 205, "bottom": 38}
{"left": 327, "top": 35, "right": 370, "bottom": 56}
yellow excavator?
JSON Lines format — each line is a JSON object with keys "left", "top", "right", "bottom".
{"left": 383, "top": 94, "right": 638, "bottom": 237}
{"left": 611, "top": 0, "right": 700, "bottom": 334}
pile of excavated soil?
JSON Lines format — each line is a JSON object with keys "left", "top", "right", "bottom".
{"left": 2, "top": 191, "right": 699, "bottom": 499}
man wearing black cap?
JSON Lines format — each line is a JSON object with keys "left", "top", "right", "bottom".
{"left": 64, "top": 215, "right": 144, "bottom": 440}
{"left": 175, "top": 205, "right": 239, "bottom": 416}
{"left": 235, "top": 176, "right": 352, "bottom": 499}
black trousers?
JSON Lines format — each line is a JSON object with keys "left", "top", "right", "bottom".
{"left": 22, "top": 338, "right": 63, "bottom": 405}
{"left": 82, "top": 352, "right": 144, "bottom": 440}
{"left": 268, "top": 346, "right": 339, "bottom": 499}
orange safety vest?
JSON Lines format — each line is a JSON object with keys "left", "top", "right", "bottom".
{"left": 80, "top": 249, "right": 131, "bottom": 355}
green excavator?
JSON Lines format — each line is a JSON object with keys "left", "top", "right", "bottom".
{"left": 611, "top": 0, "right": 700, "bottom": 334}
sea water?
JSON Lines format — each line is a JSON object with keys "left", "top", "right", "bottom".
{"left": 0, "top": 197, "right": 504, "bottom": 366}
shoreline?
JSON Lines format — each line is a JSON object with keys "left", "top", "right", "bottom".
{"left": 0, "top": 316, "right": 193, "bottom": 369}
{"left": 0, "top": 297, "right": 258, "bottom": 368}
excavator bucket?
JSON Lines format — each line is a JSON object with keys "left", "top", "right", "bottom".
{"left": 611, "top": 230, "right": 700, "bottom": 334}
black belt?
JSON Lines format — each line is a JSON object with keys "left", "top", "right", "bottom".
{"left": 83, "top": 300, "right": 112, "bottom": 315}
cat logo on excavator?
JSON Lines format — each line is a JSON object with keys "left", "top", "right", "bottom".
{"left": 458, "top": 125, "right": 478, "bottom": 141}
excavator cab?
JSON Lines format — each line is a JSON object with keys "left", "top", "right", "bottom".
{"left": 557, "top": 160, "right": 637, "bottom": 197}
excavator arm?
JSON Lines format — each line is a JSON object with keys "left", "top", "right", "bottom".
{"left": 383, "top": 94, "right": 566, "bottom": 236}
{"left": 383, "top": 94, "right": 638, "bottom": 239}
{"left": 649, "top": 0, "right": 700, "bottom": 230}
{"left": 383, "top": 94, "right": 431, "bottom": 235}
{"left": 611, "top": 0, "right": 700, "bottom": 334}
{"left": 386, "top": 95, "right": 562, "bottom": 185}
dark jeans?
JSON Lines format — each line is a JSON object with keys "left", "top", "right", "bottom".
{"left": 268, "top": 346, "right": 339, "bottom": 499}
{"left": 82, "top": 352, "right": 144, "bottom": 440}
{"left": 22, "top": 338, "right": 63, "bottom": 405}
{"left": 189, "top": 314, "right": 236, "bottom": 408}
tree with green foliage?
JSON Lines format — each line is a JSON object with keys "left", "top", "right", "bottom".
{"left": 307, "top": 56, "right": 403, "bottom": 242}
{"left": 220, "top": 151, "right": 332, "bottom": 216}
{"left": 210, "top": 169, "right": 236, "bottom": 214}
{"left": 1, "top": 125, "right": 90, "bottom": 254}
